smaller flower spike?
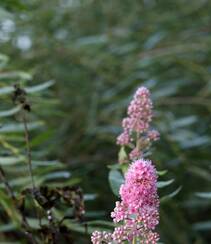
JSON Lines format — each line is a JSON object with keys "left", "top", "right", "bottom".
{"left": 116, "top": 87, "right": 159, "bottom": 163}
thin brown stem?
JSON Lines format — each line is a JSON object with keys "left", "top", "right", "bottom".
{"left": 22, "top": 112, "right": 35, "bottom": 190}
{"left": 22, "top": 111, "right": 43, "bottom": 231}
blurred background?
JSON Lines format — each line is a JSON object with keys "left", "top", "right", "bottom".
{"left": 0, "top": 0, "right": 211, "bottom": 243}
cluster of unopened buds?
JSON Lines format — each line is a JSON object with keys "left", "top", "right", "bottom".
{"left": 91, "top": 87, "right": 160, "bottom": 244}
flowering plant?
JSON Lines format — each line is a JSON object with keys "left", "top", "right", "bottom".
{"left": 91, "top": 87, "right": 161, "bottom": 244}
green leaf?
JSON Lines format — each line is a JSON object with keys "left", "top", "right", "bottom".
{"left": 157, "top": 170, "right": 168, "bottom": 176}
{"left": 41, "top": 171, "right": 71, "bottom": 181}
{"left": 0, "top": 190, "right": 21, "bottom": 227}
{"left": 84, "top": 194, "right": 98, "bottom": 201}
{"left": 48, "top": 177, "right": 81, "bottom": 188}
{"left": 195, "top": 192, "right": 211, "bottom": 199}
{"left": 0, "top": 106, "right": 21, "bottom": 117}
{"left": 0, "top": 71, "right": 32, "bottom": 80}
{"left": 0, "top": 53, "right": 9, "bottom": 67}
{"left": 27, "top": 218, "right": 47, "bottom": 229}
{"left": 192, "top": 221, "right": 211, "bottom": 231}
{"left": 171, "top": 116, "right": 197, "bottom": 129}
{"left": 1, "top": 0, "right": 27, "bottom": 11}
{"left": 0, "top": 176, "right": 40, "bottom": 188}
{"left": 160, "top": 186, "right": 182, "bottom": 203}
{"left": 76, "top": 34, "right": 108, "bottom": 47}
{"left": 0, "top": 121, "right": 44, "bottom": 133}
{"left": 86, "top": 220, "right": 115, "bottom": 227}
{"left": 0, "top": 156, "right": 25, "bottom": 166}
{"left": 181, "top": 136, "right": 210, "bottom": 149}
{"left": 85, "top": 211, "right": 106, "bottom": 218}
{"left": 118, "top": 146, "right": 128, "bottom": 164}
{"left": 0, "top": 86, "right": 14, "bottom": 95}
{"left": 188, "top": 166, "right": 211, "bottom": 182}
{"left": 25, "top": 80, "right": 55, "bottom": 93}
{"left": 108, "top": 169, "right": 124, "bottom": 197}
{"left": 0, "top": 222, "right": 15, "bottom": 232}
{"left": 0, "top": 78, "right": 52, "bottom": 97}
{"left": 157, "top": 179, "right": 174, "bottom": 188}
{"left": 144, "top": 31, "right": 166, "bottom": 50}
{"left": 153, "top": 86, "right": 178, "bottom": 99}
{"left": 107, "top": 164, "right": 121, "bottom": 170}
{"left": 32, "top": 160, "right": 62, "bottom": 167}
{"left": 30, "top": 130, "right": 53, "bottom": 147}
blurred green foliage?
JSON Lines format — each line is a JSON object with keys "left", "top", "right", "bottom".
{"left": 0, "top": 0, "right": 211, "bottom": 243}
{"left": 0, "top": 54, "right": 91, "bottom": 243}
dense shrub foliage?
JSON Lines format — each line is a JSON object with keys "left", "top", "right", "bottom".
{"left": 0, "top": 55, "right": 88, "bottom": 243}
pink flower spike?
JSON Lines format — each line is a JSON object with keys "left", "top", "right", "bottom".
{"left": 92, "top": 159, "right": 160, "bottom": 243}
{"left": 116, "top": 86, "right": 159, "bottom": 162}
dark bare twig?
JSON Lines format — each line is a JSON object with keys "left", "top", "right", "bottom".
{"left": 22, "top": 112, "right": 35, "bottom": 190}
{"left": 12, "top": 84, "right": 42, "bottom": 228}
{"left": 10, "top": 83, "right": 86, "bottom": 242}
{"left": 12, "top": 84, "right": 35, "bottom": 189}
{"left": 22, "top": 108, "right": 44, "bottom": 230}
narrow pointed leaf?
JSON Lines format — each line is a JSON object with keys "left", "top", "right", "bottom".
{"left": 161, "top": 186, "right": 182, "bottom": 203}
{"left": 195, "top": 192, "right": 211, "bottom": 199}
{"left": 108, "top": 169, "right": 124, "bottom": 197}
{"left": 157, "top": 179, "right": 174, "bottom": 188}
{"left": 26, "top": 80, "right": 55, "bottom": 93}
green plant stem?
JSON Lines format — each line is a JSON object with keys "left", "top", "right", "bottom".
{"left": 136, "top": 132, "right": 140, "bottom": 149}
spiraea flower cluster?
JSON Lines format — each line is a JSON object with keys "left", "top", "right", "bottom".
{"left": 91, "top": 159, "right": 159, "bottom": 244}
{"left": 91, "top": 87, "right": 160, "bottom": 244}
{"left": 117, "top": 87, "right": 159, "bottom": 162}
